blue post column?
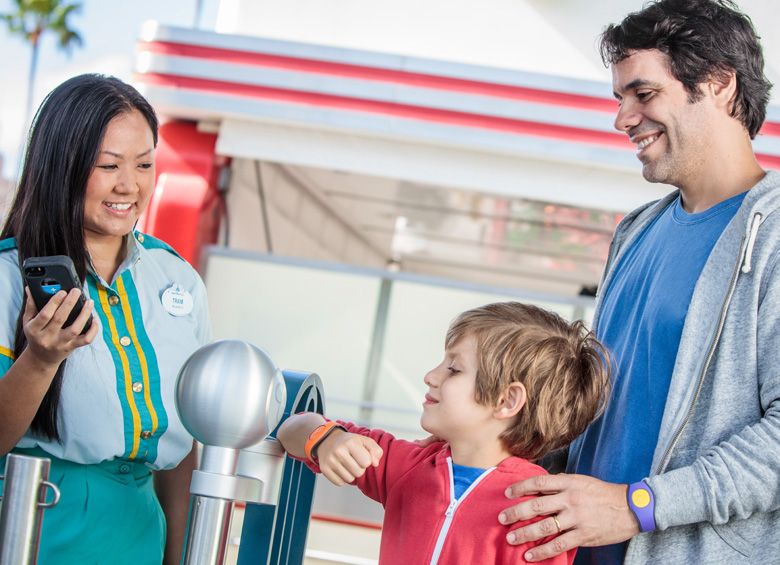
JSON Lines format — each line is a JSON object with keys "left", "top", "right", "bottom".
{"left": 237, "top": 371, "right": 324, "bottom": 565}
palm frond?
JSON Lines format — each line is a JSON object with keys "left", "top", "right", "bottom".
{"left": 57, "top": 28, "right": 82, "bottom": 51}
{"left": 51, "top": 1, "right": 81, "bottom": 28}
{"left": 1, "top": 14, "right": 29, "bottom": 37}
{"left": 1, "top": 0, "right": 82, "bottom": 51}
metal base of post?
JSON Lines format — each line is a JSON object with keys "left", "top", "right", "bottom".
{"left": 0, "top": 454, "right": 60, "bottom": 565}
{"left": 183, "top": 495, "right": 233, "bottom": 565}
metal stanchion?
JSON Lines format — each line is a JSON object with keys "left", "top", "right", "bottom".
{"left": 0, "top": 454, "right": 60, "bottom": 565}
{"left": 176, "top": 340, "right": 287, "bottom": 565}
{"left": 236, "top": 371, "right": 324, "bottom": 565}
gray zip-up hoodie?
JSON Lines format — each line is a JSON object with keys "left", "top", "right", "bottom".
{"left": 593, "top": 171, "right": 780, "bottom": 564}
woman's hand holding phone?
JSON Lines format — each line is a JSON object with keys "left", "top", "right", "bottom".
{"left": 22, "top": 286, "right": 99, "bottom": 369}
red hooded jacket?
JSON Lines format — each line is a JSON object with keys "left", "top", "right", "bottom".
{"left": 303, "top": 421, "right": 575, "bottom": 564}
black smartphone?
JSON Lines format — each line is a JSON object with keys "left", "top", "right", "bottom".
{"left": 22, "top": 255, "right": 93, "bottom": 334}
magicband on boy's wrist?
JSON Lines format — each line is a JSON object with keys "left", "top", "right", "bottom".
{"left": 627, "top": 480, "right": 656, "bottom": 533}
{"left": 304, "top": 420, "right": 346, "bottom": 463}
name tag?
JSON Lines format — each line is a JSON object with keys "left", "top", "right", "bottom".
{"left": 162, "top": 284, "right": 194, "bottom": 316}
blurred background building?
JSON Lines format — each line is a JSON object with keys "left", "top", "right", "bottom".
{"left": 2, "top": 1, "right": 780, "bottom": 563}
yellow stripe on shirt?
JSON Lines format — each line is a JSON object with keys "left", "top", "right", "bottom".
{"left": 116, "top": 277, "right": 158, "bottom": 435}
{"left": 0, "top": 345, "right": 14, "bottom": 360}
{"left": 96, "top": 285, "right": 142, "bottom": 459}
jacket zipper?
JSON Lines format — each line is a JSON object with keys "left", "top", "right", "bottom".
{"left": 429, "top": 458, "right": 494, "bottom": 565}
{"left": 653, "top": 212, "right": 763, "bottom": 474}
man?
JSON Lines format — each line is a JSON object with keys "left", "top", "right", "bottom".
{"left": 498, "top": 1, "right": 780, "bottom": 563}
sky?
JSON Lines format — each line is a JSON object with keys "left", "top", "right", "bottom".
{"left": 0, "top": 0, "right": 220, "bottom": 179}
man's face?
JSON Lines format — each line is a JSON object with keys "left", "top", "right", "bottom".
{"left": 612, "top": 49, "right": 712, "bottom": 187}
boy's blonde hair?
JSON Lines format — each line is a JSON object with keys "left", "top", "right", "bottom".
{"left": 446, "top": 302, "right": 609, "bottom": 461}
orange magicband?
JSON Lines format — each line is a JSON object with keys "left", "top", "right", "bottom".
{"left": 304, "top": 420, "right": 346, "bottom": 462}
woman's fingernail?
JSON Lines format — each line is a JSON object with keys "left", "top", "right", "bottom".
{"left": 525, "top": 552, "right": 534, "bottom": 561}
{"left": 506, "top": 532, "right": 515, "bottom": 544}
{"left": 499, "top": 512, "right": 507, "bottom": 524}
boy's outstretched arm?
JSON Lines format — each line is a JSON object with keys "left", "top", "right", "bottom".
{"left": 277, "top": 412, "right": 327, "bottom": 458}
{"left": 277, "top": 413, "right": 383, "bottom": 486}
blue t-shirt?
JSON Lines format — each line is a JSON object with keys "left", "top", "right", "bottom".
{"left": 452, "top": 463, "right": 486, "bottom": 499}
{"left": 568, "top": 191, "right": 746, "bottom": 564}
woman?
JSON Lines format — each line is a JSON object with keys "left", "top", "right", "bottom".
{"left": 0, "top": 74, "right": 211, "bottom": 564}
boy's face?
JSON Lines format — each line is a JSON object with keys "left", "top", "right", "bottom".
{"left": 420, "top": 334, "right": 496, "bottom": 443}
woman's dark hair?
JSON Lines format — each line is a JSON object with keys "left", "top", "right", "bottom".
{"left": 599, "top": 0, "right": 772, "bottom": 138}
{"left": 0, "top": 74, "right": 158, "bottom": 440}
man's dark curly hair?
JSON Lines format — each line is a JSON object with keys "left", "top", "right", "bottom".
{"left": 600, "top": 0, "right": 772, "bottom": 138}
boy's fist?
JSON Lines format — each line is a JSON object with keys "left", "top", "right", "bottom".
{"left": 316, "top": 431, "right": 383, "bottom": 486}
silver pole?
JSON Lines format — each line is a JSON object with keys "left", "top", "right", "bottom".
{"left": 183, "top": 496, "right": 233, "bottom": 565}
{"left": 0, "top": 454, "right": 60, "bottom": 565}
{"left": 176, "top": 341, "right": 287, "bottom": 565}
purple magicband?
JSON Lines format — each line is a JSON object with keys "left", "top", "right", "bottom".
{"left": 627, "top": 480, "right": 656, "bottom": 533}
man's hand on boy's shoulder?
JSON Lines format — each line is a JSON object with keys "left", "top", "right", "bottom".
{"left": 498, "top": 473, "right": 639, "bottom": 562}
{"left": 316, "top": 430, "right": 384, "bottom": 486}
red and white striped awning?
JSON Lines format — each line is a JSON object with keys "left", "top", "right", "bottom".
{"left": 134, "top": 21, "right": 780, "bottom": 212}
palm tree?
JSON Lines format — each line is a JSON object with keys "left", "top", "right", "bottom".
{"left": 1, "top": 0, "right": 83, "bottom": 121}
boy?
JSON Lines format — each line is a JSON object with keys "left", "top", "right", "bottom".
{"left": 278, "top": 302, "right": 609, "bottom": 564}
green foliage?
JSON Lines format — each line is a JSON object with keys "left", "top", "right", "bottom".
{"left": 1, "top": 0, "right": 83, "bottom": 51}
{"left": 1, "top": 0, "right": 83, "bottom": 119}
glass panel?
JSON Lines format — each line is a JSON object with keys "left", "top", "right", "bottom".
{"left": 204, "top": 254, "right": 381, "bottom": 422}
{"left": 203, "top": 251, "right": 593, "bottom": 437}
{"left": 371, "top": 280, "right": 576, "bottom": 438}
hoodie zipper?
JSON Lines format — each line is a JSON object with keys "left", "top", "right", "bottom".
{"left": 428, "top": 458, "right": 494, "bottom": 565}
{"left": 653, "top": 212, "right": 763, "bottom": 474}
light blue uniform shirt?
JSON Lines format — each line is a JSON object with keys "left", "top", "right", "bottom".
{"left": 0, "top": 232, "right": 211, "bottom": 469}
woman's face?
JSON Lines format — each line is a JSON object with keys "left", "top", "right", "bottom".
{"left": 83, "top": 109, "right": 155, "bottom": 244}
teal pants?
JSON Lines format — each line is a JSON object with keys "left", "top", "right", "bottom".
{"left": 2, "top": 448, "right": 166, "bottom": 565}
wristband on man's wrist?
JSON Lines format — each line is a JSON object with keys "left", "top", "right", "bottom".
{"left": 627, "top": 480, "right": 657, "bottom": 533}
{"left": 304, "top": 420, "right": 346, "bottom": 463}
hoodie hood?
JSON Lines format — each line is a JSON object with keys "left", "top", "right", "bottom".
{"left": 593, "top": 171, "right": 780, "bottom": 331}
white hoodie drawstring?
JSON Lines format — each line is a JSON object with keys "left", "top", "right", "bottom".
{"left": 741, "top": 212, "right": 763, "bottom": 274}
